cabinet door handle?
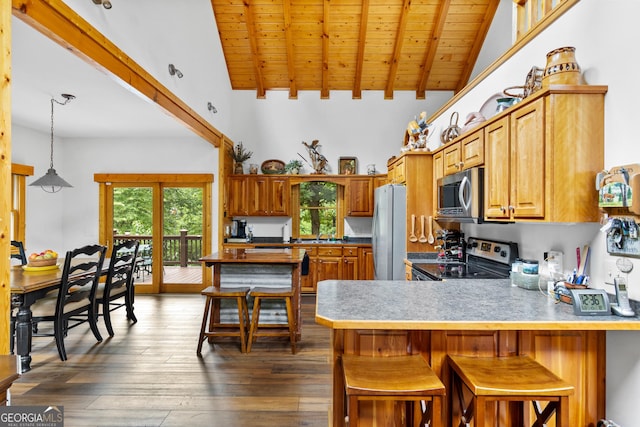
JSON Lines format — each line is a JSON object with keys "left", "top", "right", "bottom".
{"left": 508, "top": 205, "right": 515, "bottom": 212}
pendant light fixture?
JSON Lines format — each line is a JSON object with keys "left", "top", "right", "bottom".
{"left": 30, "top": 94, "right": 75, "bottom": 193}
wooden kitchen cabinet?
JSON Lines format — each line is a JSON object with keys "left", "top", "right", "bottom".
{"left": 433, "top": 151, "right": 444, "bottom": 217}
{"left": 342, "top": 246, "right": 359, "bottom": 280}
{"left": 227, "top": 176, "right": 249, "bottom": 216}
{"left": 442, "top": 128, "right": 484, "bottom": 175}
{"left": 345, "top": 177, "right": 374, "bottom": 216}
{"left": 316, "top": 246, "right": 342, "bottom": 286}
{"left": 389, "top": 157, "right": 406, "bottom": 184}
{"left": 387, "top": 152, "right": 435, "bottom": 253}
{"left": 483, "top": 86, "right": 606, "bottom": 222}
{"left": 358, "top": 247, "right": 374, "bottom": 280}
{"left": 233, "top": 175, "right": 290, "bottom": 216}
{"left": 299, "top": 244, "right": 372, "bottom": 292}
{"left": 485, "top": 116, "right": 516, "bottom": 220}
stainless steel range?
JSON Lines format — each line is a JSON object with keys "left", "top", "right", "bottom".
{"left": 411, "top": 236, "right": 519, "bottom": 281}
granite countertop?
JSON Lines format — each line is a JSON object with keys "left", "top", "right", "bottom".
{"left": 199, "top": 248, "right": 306, "bottom": 264}
{"left": 315, "top": 279, "right": 640, "bottom": 331}
{"left": 226, "top": 237, "right": 372, "bottom": 245}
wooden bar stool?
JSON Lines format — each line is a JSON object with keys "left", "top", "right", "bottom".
{"left": 197, "top": 285, "right": 250, "bottom": 355}
{"left": 342, "top": 354, "right": 445, "bottom": 427}
{"left": 447, "top": 354, "right": 574, "bottom": 427}
{"left": 247, "top": 287, "right": 296, "bottom": 354}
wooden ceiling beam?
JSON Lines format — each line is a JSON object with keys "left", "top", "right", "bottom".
{"left": 416, "top": 0, "right": 450, "bottom": 99}
{"left": 384, "top": 0, "right": 412, "bottom": 100}
{"left": 12, "top": 0, "right": 222, "bottom": 146}
{"left": 282, "top": 0, "right": 298, "bottom": 99}
{"left": 455, "top": 0, "right": 500, "bottom": 93}
{"left": 321, "top": 0, "right": 330, "bottom": 99}
{"left": 352, "top": 0, "right": 369, "bottom": 100}
{"left": 242, "top": 1, "right": 266, "bottom": 99}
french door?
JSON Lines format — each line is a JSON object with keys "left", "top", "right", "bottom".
{"left": 95, "top": 174, "right": 213, "bottom": 293}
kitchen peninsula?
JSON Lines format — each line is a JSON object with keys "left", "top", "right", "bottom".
{"left": 315, "top": 279, "right": 640, "bottom": 426}
{"left": 199, "top": 248, "right": 306, "bottom": 339}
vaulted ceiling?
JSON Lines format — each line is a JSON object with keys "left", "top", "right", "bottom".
{"left": 211, "top": 0, "right": 500, "bottom": 99}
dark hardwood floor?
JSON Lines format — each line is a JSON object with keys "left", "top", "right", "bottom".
{"left": 10, "top": 294, "right": 332, "bottom": 426}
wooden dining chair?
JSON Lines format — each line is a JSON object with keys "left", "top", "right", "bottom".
{"left": 10, "top": 240, "right": 27, "bottom": 265}
{"left": 9, "top": 241, "right": 27, "bottom": 354}
{"left": 30, "top": 244, "right": 107, "bottom": 361}
{"left": 96, "top": 240, "right": 140, "bottom": 337}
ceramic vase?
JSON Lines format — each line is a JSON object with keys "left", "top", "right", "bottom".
{"left": 542, "top": 46, "right": 583, "bottom": 86}
{"left": 234, "top": 162, "right": 244, "bottom": 174}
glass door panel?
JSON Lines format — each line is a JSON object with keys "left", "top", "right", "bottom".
{"left": 112, "top": 186, "right": 154, "bottom": 285}
{"left": 161, "top": 186, "right": 203, "bottom": 289}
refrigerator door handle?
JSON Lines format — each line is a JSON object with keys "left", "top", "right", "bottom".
{"left": 372, "top": 201, "right": 379, "bottom": 277}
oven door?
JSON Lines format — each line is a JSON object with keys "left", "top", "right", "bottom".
{"left": 411, "top": 266, "right": 440, "bottom": 281}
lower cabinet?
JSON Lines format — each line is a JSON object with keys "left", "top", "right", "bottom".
{"left": 358, "top": 247, "right": 374, "bottom": 280}
{"left": 300, "top": 245, "right": 373, "bottom": 292}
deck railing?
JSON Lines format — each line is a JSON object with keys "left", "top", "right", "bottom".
{"left": 113, "top": 230, "right": 202, "bottom": 267}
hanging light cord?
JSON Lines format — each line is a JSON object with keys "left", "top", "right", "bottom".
{"left": 49, "top": 95, "right": 74, "bottom": 169}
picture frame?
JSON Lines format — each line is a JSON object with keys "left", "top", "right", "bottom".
{"left": 339, "top": 157, "right": 358, "bottom": 175}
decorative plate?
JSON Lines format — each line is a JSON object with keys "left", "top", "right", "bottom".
{"left": 261, "top": 159, "right": 285, "bottom": 174}
{"left": 22, "top": 263, "right": 60, "bottom": 272}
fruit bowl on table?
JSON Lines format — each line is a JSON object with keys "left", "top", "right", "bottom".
{"left": 27, "top": 257, "right": 58, "bottom": 267}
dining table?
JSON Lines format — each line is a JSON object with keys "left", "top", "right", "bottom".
{"left": 10, "top": 260, "right": 109, "bottom": 373}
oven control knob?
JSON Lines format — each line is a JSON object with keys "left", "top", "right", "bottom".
{"left": 500, "top": 250, "right": 507, "bottom": 258}
{"left": 494, "top": 246, "right": 501, "bottom": 253}
{"left": 468, "top": 240, "right": 478, "bottom": 248}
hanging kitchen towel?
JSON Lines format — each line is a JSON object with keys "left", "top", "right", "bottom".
{"left": 301, "top": 253, "right": 310, "bottom": 276}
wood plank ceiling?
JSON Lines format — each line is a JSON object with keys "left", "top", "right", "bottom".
{"left": 211, "top": 0, "right": 500, "bottom": 99}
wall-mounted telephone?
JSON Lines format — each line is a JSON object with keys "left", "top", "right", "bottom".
{"left": 611, "top": 277, "right": 635, "bottom": 317}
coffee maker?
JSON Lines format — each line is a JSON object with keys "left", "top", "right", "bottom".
{"left": 230, "top": 219, "right": 247, "bottom": 239}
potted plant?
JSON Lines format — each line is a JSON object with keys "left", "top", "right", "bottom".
{"left": 227, "top": 142, "right": 253, "bottom": 174}
{"left": 285, "top": 159, "right": 303, "bottom": 174}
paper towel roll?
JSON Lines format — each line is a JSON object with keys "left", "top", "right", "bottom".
{"left": 282, "top": 224, "right": 290, "bottom": 243}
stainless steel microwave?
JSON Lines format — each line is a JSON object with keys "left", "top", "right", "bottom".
{"left": 436, "top": 167, "right": 483, "bottom": 223}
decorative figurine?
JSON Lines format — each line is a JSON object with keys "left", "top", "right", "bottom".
{"left": 302, "top": 140, "right": 328, "bottom": 174}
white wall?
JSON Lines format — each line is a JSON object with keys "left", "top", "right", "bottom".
{"left": 11, "top": 124, "right": 218, "bottom": 254}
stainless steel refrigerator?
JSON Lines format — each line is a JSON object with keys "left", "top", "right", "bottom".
{"left": 372, "top": 184, "right": 406, "bottom": 280}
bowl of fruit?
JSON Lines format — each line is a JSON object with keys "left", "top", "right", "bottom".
{"left": 28, "top": 249, "right": 59, "bottom": 267}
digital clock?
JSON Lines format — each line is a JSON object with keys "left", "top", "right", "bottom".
{"left": 569, "top": 288, "right": 611, "bottom": 316}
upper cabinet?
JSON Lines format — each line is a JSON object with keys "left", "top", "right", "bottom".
{"left": 226, "top": 174, "right": 385, "bottom": 218}
{"left": 436, "top": 85, "right": 607, "bottom": 223}
{"left": 345, "top": 177, "right": 374, "bottom": 216}
{"left": 248, "top": 176, "right": 291, "bottom": 216}
{"left": 485, "top": 100, "right": 545, "bottom": 220}
{"left": 442, "top": 129, "right": 485, "bottom": 176}
{"left": 227, "top": 176, "right": 249, "bottom": 216}
{"left": 227, "top": 175, "right": 290, "bottom": 217}
{"left": 485, "top": 87, "right": 607, "bottom": 222}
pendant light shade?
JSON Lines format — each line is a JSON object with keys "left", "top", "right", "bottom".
{"left": 31, "top": 94, "right": 75, "bottom": 193}
{"left": 30, "top": 168, "right": 73, "bottom": 193}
